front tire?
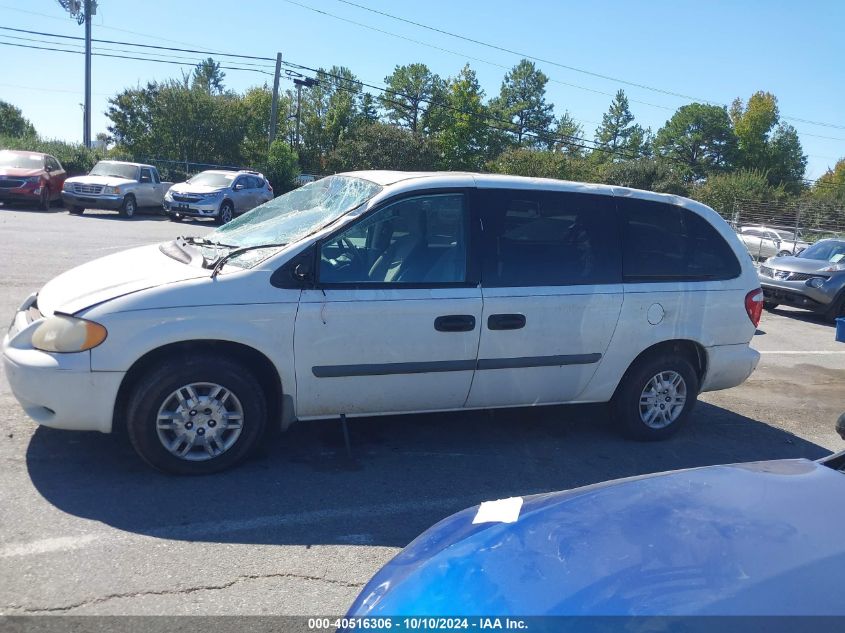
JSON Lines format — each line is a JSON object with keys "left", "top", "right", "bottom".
{"left": 613, "top": 353, "right": 699, "bottom": 441}
{"left": 126, "top": 355, "right": 267, "bottom": 475}
{"left": 217, "top": 200, "right": 234, "bottom": 225}
{"left": 38, "top": 186, "right": 50, "bottom": 211}
{"left": 120, "top": 194, "right": 137, "bottom": 218}
{"left": 777, "top": 250, "right": 792, "bottom": 258}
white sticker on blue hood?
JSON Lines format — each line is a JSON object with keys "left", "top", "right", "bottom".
{"left": 472, "top": 496, "right": 524, "bottom": 524}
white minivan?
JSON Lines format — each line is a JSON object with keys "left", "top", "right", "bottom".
{"left": 3, "top": 172, "right": 762, "bottom": 474}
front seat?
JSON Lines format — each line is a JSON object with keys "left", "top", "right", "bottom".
{"left": 368, "top": 209, "right": 427, "bottom": 282}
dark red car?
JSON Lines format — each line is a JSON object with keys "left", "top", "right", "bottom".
{"left": 0, "top": 150, "right": 66, "bottom": 210}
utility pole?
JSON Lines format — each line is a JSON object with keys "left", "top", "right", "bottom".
{"left": 58, "top": 0, "right": 95, "bottom": 147}
{"left": 268, "top": 52, "right": 282, "bottom": 149}
{"left": 83, "top": 0, "right": 92, "bottom": 148}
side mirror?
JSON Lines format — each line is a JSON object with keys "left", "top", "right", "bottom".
{"left": 293, "top": 261, "right": 313, "bottom": 282}
{"left": 234, "top": 184, "right": 244, "bottom": 191}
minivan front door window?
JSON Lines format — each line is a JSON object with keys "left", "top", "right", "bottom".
{"left": 319, "top": 193, "right": 467, "bottom": 284}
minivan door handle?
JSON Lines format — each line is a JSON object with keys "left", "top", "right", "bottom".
{"left": 434, "top": 315, "right": 476, "bottom": 332}
{"left": 488, "top": 314, "right": 526, "bottom": 330}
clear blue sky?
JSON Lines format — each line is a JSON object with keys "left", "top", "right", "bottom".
{"left": 1, "top": 0, "right": 842, "bottom": 179}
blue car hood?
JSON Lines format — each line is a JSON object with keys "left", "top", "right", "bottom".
{"left": 349, "top": 459, "right": 845, "bottom": 616}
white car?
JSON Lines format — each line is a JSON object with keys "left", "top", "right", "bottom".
{"left": 738, "top": 225, "right": 809, "bottom": 260}
{"left": 3, "top": 172, "right": 762, "bottom": 474}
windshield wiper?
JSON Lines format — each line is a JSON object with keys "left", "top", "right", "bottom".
{"left": 181, "top": 236, "right": 238, "bottom": 249}
{"left": 210, "top": 244, "right": 286, "bottom": 279}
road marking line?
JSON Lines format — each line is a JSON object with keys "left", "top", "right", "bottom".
{"left": 0, "top": 496, "right": 481, "bottom": 559}
{"left": 758, "top": 350, "right": 845, "bottom": 354}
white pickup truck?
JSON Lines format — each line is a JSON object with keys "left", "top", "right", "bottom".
{"left": 62, "top": 160, "right": 173, "bottom": 218}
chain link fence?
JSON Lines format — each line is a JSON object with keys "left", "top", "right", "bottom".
{"left": 728, "top": 198, "right": 845, "bottom": 246}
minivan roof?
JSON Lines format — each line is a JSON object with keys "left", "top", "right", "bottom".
{"left": 341, "top": 170, "right": 712, "bottom": 213}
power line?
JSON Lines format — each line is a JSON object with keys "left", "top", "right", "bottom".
{"left": 280, "top": 0, "right": 675, "bottom": 115}
{"left": 2, "top": 26, "right": 840, "bottom": 189}
{"left": 332, "top": 0, "right": 845, "bottom": 132}
{"left": 0, "top": 39, "right": 274, "bottom": 75}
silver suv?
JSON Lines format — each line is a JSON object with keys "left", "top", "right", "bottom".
{"left": 164, "top": 170, "right": 273, "bottom": 224}
{"left": 759, "top": 238, "right": 845, "bottom": 320}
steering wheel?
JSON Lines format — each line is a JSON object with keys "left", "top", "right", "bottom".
{"left": 321, "top": 236, "right": 365, "bottom": 272}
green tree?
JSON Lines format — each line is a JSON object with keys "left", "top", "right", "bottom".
{"left": 106, "top": 80, "right": 244, "bottom": 169}
{"left": 811, "top": 157, "right": 845, "bottom": 203}
{"left": 593, "top": 89, "right": 648, "bottom": 161}
{"left": 653, "top": 103, "right": 737, "bottom": 181}
{"left": 299, "top": 66, "right": 363, "bottom": 171}
{"left": 489, "top": 59, "right": 556, "bottom": 147}
{"left": 327, "top": 122, "right": 438, "bottom": 172}
{"left": 379, "top": 63, "right": 442, "bottom": 134}
{"left": 192, "top": 58, "right": 226, "bottom": 95}
{"left": 239, "top": 85, "right": 293, "bottom": 167}
{"left": 435, "top": 64, "right": 489, "bottom": 170}
{"left": 265, "top": 139, "right": 299, "bottom": 194}
{"left": 485, "top": 147, "right": 595, "bottom": 182}
{"left": 553, "top": 112, "right": 585, "bottom": 155}
{"left": 729, "top": 91, "right": 807, "bottom": 192}
{"left": 599, "top": 159, "right": 688, "bottom": 196}
{"left": 691, "top": 168, "right": 785, "bottom": 217}
{"left": 0, "top": 100, "right": 36, "bottom": 138}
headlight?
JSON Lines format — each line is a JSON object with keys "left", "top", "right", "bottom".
{"left": 31, "top": 315, "right": 108, "bottom": 353}
{"left": 818, "top": 263, "right": 845, "bottom": 273}
{"left": 202, "top": 191, "right": 223, "bottom": 199}
{"left": 102, "top": 185, "right": 122, "bottom": 195}
{"left": 164, "top": 190, "right": 173, "bottom": 199}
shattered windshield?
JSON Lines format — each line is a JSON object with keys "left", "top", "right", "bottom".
{"left": 208, "top": 175, "right": 382, "bottom": 249}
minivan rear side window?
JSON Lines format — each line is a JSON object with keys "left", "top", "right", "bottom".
{"left": 621, "top": 198, "right": 740, "bottom": 281}
{"left": 479, "top": 189, "right": 621, "bottom": 287}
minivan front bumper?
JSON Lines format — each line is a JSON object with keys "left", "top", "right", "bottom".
{"left": 2, "top": 297, "right": 122, "bottom": 433}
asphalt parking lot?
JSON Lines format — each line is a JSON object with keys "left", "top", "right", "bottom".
{"left": 1, "top": 204, "right": 844, "bottom": 615}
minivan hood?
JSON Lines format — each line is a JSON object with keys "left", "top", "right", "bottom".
{"left": 65, "top": 175, "right": 135, "bottom": 188}
{"left": 37, "top": 244, "right": 208, "bottom": 316}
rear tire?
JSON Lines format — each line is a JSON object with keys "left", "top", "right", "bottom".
{"left": 120, "top": 194, "right": 137, "bottom": 218}
{"left": 613, "top": 353, "right": 699, "bottom": 441}
{"left": 126, "top": 355, "right": 267, "bottom": 475}
{"left": 68, "top": 206, "right": 84, "bottom": 215}
{"left": 777, "top": 250, "right": 792, "bottom": 258}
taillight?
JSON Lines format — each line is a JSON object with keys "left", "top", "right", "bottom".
{"left": 745, "top": 289, "right": 764, "bottom": 327}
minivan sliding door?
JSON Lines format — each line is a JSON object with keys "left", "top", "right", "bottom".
{"left": 466, "top": 189, "right": 623, "bottom": 408}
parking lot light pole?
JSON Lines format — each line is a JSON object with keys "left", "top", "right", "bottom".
{"left": 293, "top": 77, "right": 317, "bottom": 149}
